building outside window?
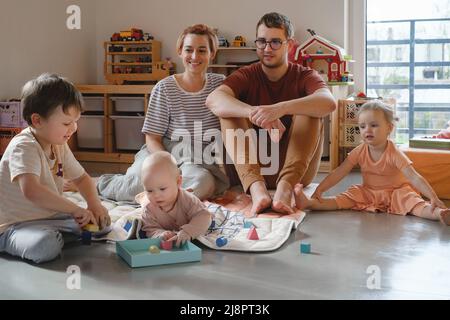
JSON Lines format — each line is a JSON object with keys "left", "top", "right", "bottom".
{"left": 367, "top": 0, "right": 450, "bottom": 143}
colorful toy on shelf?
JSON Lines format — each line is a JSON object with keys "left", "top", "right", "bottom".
{"left": 110, "top": 29, "right": 153, "bottom": 42}
{"left": 356, "top": 91, "right": 367, "bottom": 98}
{"left": 289, "top": 29, "right": 353, "bottom": 83}
{"left": 232, "top": 36, "right": 247, "bottom": 47}
{"left": 213, "top": 28, "right": 230, "bottom": 47}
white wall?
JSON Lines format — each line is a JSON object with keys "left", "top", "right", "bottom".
{"left": 0, "top": 0, "right": 97, "bottom": 100}
{"left": 1, "top": 0, "right": 356, "bottom": 97}
{"left": 94, "top": 0, "right": 349, "bottom": 83}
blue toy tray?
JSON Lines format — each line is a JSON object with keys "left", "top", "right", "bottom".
{"left": 116, "top": 238, "right": 202, "bottom": 268}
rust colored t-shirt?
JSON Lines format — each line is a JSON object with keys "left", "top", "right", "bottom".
{"left": 223, "top": 62, "right": 328, "bottom": 108}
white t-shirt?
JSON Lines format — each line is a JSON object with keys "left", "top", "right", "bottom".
{"left": 0, "top": 127, "right": 85, "bottom": 233}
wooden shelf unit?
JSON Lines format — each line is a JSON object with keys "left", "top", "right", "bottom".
{"left": 209, "top": 47, "right": 257, "bottom": 75}
{"left": 71, "top": 84, "right": 154, "bottom": 163}
{"left": 104, "top": 40, "right": 169, "bottom": 85}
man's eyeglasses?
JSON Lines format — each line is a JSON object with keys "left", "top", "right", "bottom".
{"left": 254, "top": 38, "right": 288, "bottom": 50}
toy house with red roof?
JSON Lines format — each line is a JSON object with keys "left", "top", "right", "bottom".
{"left": 290, "top": 34, "right": 353, "bottom": 83}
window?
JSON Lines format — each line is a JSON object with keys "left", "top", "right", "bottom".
{"left": 367, "top": 0, "right": 450, "bottom": 144}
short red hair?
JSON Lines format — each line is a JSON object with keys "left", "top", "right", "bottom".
{"left": 176, "top": 24, "right": 218, "bottom": 56}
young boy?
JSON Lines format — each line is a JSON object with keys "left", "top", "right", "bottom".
{"left": 137, "top": 151, "right": 212, "bottom": 247}
{"left": 0, "top": 73, "right": 111, "bottom": 263}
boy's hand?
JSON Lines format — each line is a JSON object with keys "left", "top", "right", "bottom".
{"left": 168, "top": 230, "right": 191, "bottom": 247}
{"left": 88, "top": 203, "right": 111, "bottom": 230}
{"left": 72, "top": 207, "right": 96, "bottom": 228}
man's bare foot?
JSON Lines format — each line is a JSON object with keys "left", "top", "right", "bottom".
{"left": 249, "top": 181, "right": 272, "bottom": 216}
{"left": 294, "top": 184, "right": 311, "bottom": 210}
{"left": 439, "top": 208, "right": 450, "bottom": 225}
{"left": 272, "top": 180, "right": 294, "bottom": 214}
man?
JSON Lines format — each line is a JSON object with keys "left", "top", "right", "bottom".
{"left": 206, "top": 12, "right": 336, "bottom": 215}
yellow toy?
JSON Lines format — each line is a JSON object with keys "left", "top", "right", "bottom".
{"left": 83, "top": 224, "right": 99, "bottom": 232}
{"left": 148, "top": 245, "right": 160, "bottom": 254}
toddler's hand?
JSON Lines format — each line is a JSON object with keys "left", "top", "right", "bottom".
{"left": 311, "top": 189, "right": 324, "bottom": 203}
{"left": 72, "top": 207, "right": 96, "bottom": 228}
{"left": 431, "top": 197, "right": 447, "bottom": 211}
{"left": 168, "top": 230, "right": 191, "bottom": 247}
{"left": 160, "top": 231, "right": 177, "bottom": 241}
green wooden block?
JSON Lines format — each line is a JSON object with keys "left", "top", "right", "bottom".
{"left": 116, "top": 238, "right": 201, "bottom": 268}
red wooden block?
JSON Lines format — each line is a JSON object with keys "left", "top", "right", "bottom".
{"left": 160, "top": 240, "right": 173, "bottom": 250}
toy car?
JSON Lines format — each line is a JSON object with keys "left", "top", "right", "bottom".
{"left": 218, "top": 35, "right": 230, "bottom": 47}
{"left": 111, "top": 28, "right": 145, "bottom": 41}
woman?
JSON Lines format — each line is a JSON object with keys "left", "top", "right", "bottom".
{"left": 97, "top": 24, "right": 229, "bottom": 202}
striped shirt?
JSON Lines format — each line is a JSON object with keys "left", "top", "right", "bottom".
{"left": 142, "top": 73, "right": 225, "bottom": 146}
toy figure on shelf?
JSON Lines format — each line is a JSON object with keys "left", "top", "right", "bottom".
{"left": 232, "top": 36, "right": 246, "bottom": 47}
{"left": 289, "top": 29, "right": 353, "bottom": 83}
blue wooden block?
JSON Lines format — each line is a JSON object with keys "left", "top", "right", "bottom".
{"left": 216, "top": 237, "right": 228, "bottom": 247}
{"left": 116, "top": 238, "right": 202, "bottom": 268}
{"left": 81, "top": 230, "right": 92, "bottom": 245}
{"left": 243, "top": 221, "right": 254, "bottom": 229}
{"left": 300, "top": 242, "right": 311, "bottom": 254}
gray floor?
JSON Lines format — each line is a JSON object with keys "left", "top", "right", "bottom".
{"left": 1, "top": 172, "right": 450, "bottom": 299}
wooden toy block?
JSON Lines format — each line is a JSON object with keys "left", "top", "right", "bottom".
{"left": 160, "top": 240, "right": 173, "bottom": 250}
{"left": 243, "top": 221, "right": 254, "bottom": 229}
{"left": 81, "top": 230, "right": 92, "bottom": 245}
{"left": 247, "top": 226, "right": 259, "bottom": 240}
{"left": 83, "top": 224, "right": 99, "bottom": 232}
{"left": 148, "top": 245, "right": 160, "bottom": 254}
{"left": 216, "top": 237, "right": 228, "bottom": 247}
{"left": 300, "top": 242, "right": 311, "bottom": 254}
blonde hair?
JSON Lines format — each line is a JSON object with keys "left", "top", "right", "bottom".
{"left": 176, "top": 24, "right": 218, "bottom": 56}
{"left": 141, "top": 151, "right": 180, "bottom": 181}
{"left": 357, "top": 100, "right": 398, "bottom": 126}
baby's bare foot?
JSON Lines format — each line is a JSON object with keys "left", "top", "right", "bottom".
{"left": 439, "top": 208, "right": 450, "bottom": 226}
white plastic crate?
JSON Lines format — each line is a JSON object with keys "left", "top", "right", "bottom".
{"left": 111, "top": 97, "right": 145, "bottom": 113}
{"left": 110, "top": 115, "right": 145, "bottom": 150}
{"left": 76, "top": 115, "right": 104, "bottom": 149}
{"left": 0, "top": 101, "right": 27, "bottom": 128}
{"left": 82, "top": 96, "right": 104, "bottom": 112}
